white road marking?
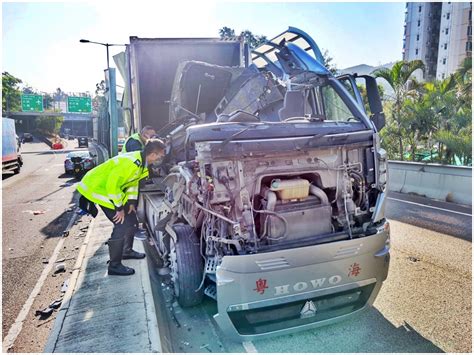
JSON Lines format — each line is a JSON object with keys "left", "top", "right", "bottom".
{"left": 387, "top": 197, "right": 472, "bottom": 217}
{"left": 2, "top": 211, "right": 78, "bottom": 352}
{"left": 242, "top": 341, "right": 258, "bottom": 353}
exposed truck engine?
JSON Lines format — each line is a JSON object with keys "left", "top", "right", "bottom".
{"left": 123, "top": 27, "right": 390, "bottom": 340}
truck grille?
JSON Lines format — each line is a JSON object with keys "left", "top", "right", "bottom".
{"left": 227, "top": 283, "right": 375, "bottom": 335}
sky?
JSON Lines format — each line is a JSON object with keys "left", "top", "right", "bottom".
{"left": 2, "top": 1, "right": 406, "bottom": 94}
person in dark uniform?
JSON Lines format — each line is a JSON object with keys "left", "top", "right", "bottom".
{"left": 121, "top": 126, "right": 156, "bottom": 153}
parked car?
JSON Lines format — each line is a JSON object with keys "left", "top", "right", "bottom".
{"left": 22, "top": 133, "right": 33, "bottom": 142}
{"left": 77, "top": 136, "right": 88, "bottom": 148}
{"left": 64, "top": 151, "right": 96, "bottom": 176}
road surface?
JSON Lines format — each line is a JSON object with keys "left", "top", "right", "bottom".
{"left": 2, "top": 137, "right": 92, "bottom": 352}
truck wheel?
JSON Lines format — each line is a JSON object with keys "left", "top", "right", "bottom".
{"left": 169, "top": 223, "right": 204, "bottom": 307}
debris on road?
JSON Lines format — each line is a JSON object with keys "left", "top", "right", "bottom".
{"left": 60, "top": 279, "right": 69, "bottom": 293}
{"left": 49, "top": 299, "right": 62, "bottom": 309}
{"left": 35, "top": 307, "right": 54, "bottom": 319}
{"left": 42, "top": 258, "right": 49, "bottom": 264}
{"left": 408, "top": 256, "right": 420, "bottom": 263}
{"left": 54, "top": 264, "right": 66, "bottom": 274}
{"left": 62, "top": 230, "right": 70, "bottom": 237}
{"left": 56, "top": 258, "right": 65, "bottom": 263}
{"left": 22, "top": 210, "right": 47, "bottom": 215}
{"left": 9, "top": 248, "right": 13, "bottom": 251}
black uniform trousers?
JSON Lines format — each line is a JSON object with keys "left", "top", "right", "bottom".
{"left": 100, "top": 203, "right": 138, "bottom": 241}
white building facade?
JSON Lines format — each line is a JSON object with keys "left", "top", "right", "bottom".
{"left": 403, "top": 2, "right": 472, "bottom": 82}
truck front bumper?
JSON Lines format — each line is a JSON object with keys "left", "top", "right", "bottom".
{"left": 214, "top": 226, "right": 390, "bottom": 341}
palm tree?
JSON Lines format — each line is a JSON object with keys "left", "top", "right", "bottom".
{"left": 372, "top": 60, "right": 425, "bottom": 160}
{"left": 454, "top": 57, "right": 472, "bottom": 106}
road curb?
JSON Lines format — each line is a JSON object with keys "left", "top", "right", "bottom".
{"left": 43, "top": 217, "right": 96, "bottom": 353}
{"left": 137, "top": 240, "right": 163, "bottom": 352}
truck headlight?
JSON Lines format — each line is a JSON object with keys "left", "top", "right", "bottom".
{"left": 377, "top": 148, "right": 387, "bottom": 191}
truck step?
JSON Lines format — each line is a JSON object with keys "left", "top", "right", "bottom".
{"left": 204, "top": 285, "right": 217, "bottom": 300}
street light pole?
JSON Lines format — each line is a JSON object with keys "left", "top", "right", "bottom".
{"left": 79, "top": 39, "right": 126, "bottom": 157}
{"left": 79, "top": 39, "right": 125, "bottom": 69}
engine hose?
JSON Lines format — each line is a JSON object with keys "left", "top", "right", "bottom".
{"left": 254, "top": 208, "right": 288, "bottom": 240}
{"left": 309, "top": 184, "right": 329, "bottom": 205}
{"left": 349, "top": 170, "right": 365, "bottom": 207}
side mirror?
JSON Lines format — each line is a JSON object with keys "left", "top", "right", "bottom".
{"left": 357, "top": 75, "right": 385, "bottom": 131}
{"left": 371, "top": 112, "right": 386, "bottom": 132}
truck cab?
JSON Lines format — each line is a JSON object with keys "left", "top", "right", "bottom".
{"left": 126, "top": 27, "right": 389, "bottom": 341}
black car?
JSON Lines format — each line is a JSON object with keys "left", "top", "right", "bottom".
{"left": 78, "top": 136, "right": 88, "bottom": 148}
{"left": 22, "top": 133, "right": 33, "bottom": 142}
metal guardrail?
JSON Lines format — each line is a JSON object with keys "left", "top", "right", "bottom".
{"left": 388, "top": 161, "right": 472, "bottom": 206}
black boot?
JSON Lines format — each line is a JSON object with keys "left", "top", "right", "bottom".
{"left": 108, "top": 239, "right": 135, "bottom": 276}
{"left": 123, "top": 233, "right": 146, "bottom": 260}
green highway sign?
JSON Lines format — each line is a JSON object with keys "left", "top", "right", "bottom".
{"left": 21, "top": 94, "right": 44, "bottom": 112}
{"left": 67, "top": 96, "right": 92, "bottom": 113}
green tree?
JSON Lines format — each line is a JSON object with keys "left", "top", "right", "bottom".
{"left": 453, "top": 56, "right": 472, "bottom": 107}
{"left": 219, "top": 26, "right": 235, "bottom": 39}
{"left": 372, "top": 60, "right": 425, "bottom": 160}
{"left": 435, "top": 126, "right": 472, "bottom": 165}
{"left": 321, "top": 49, "right": 338, "bottom": 75}
{"left": 357, "top": 83, "right": 385, "bottom": 113}
{"left": 22, "top": 86, "right": 37, "bottom": 94}
{"left": 2, "top": 72, "right": 22, "bottom": 114}
{"left": 219, "top": 27, "right": 267, "bottom": 49}
{"left": 37, "top": 115, "right": 64, "bottom": 136}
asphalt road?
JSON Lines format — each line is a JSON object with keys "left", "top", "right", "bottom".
{"left": 149, "top": 191, "right": 472, "bottom": 353}
{"left": 2, "top": 138, "right": 87, "bottom": 344}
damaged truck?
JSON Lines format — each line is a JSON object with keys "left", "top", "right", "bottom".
{"left": 120, "top": 27, "right": 390, "bottom": 340}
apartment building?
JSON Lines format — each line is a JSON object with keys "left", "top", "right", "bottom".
{"left": 403, "top": 2, "right": 472, "bottom": 82}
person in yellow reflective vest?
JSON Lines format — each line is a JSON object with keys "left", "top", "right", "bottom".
{"left": 121, "top": 126, "right": 156, "bottom": 153}
{"left": 78, "top": 139, "right": 166, "bottom": 276}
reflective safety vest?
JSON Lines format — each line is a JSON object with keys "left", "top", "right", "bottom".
{"left": 121, "top": 133, "right": 144, "bottom": 153}
{"left": 77, "top": 151, "right": 149, "bottom": 210}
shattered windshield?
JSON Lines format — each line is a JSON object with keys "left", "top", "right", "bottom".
{"left": 320, "top": 84, "right": 356, "bottom": 122}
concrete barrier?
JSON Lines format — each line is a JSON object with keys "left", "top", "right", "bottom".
{"left": 388, "top": 161, "right": 472, "bottom": 206}
{"left": 89, "top": 140, "right": 109, "bottom": 164}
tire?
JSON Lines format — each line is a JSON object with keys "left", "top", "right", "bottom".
{"left": 169, "top": 223, "right": 204, "bottom": 307}
{"left": 13, "top": 163, "right": 20, "bottom": 174}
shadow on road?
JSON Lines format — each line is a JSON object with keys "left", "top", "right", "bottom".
{"left": 242, "top": 307, "right": 443, "bottom": 353}
{"left": 40, "top": 193, "right": 78, "bottom": 239}
{"left": 2, "top": 173, "right": 16, "bottom": 181}
{"left": 58, "top": 173, "right": 77, "bottom": 180}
